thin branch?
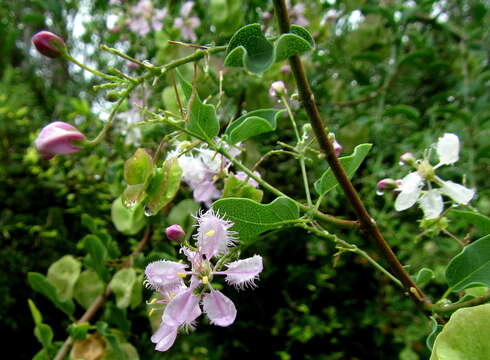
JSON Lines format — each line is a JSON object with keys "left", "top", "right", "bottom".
{"left": 272, "top": 0, "right": 430, "bottom": 311}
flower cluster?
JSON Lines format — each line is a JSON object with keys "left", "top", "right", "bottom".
{"left": 379, "top": 133, "right": 475, "bottom": 219}
{"left": 125, "top": 0, "right": 167, "bottom": 36}
{"left": 145, "top": 210, "right": 263, "bottom": 352}
{"left": 173, "top": 1, "right": 200, "bottom": 42}
{"left": 167, "top": 142, "right": 247, "bottom": 205}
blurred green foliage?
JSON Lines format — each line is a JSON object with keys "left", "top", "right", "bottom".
{"left": 1, "top": 0, "right": 489, "bottom": 359}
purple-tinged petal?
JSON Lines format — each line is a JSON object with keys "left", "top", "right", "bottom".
{"left": 145, "top": 260, "right": 187, "bottom": 291}
{"left": 223, "top": 255, "right": 263, "bottom": 289}
{"left": 195, "top": 209, "right": 236, "bottom": 259}
{"left": 151, "top": 323, "right": 178, "bottom": 352}
{"left": 163, "top": 288, "right": 202, "bottom": 327}
{"left": 202, "top": 290, "right": 237, "bottom": 327}
{"left": 234, "top": 171, "right": 260, "bottom": 188}
{"left": 165, "top": 224, "right": 185, "bottom": 242}
{"left": 180, "top": 1, "right": 194, "bottom": 17}
{"left": 35, "top": 121, "right": 85, "bottom": 160}
{"left": 193, "top": 180, "right": 220, "bottom": 204}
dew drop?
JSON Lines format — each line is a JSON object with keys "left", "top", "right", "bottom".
{"left": 376, "top": 190, "right": 385, "bottom": 196}
{"left": 144, "top": 206, "right": 153, "bottom": 217}
{"left": 123, "top": 199, "right": 137, "bottom": 208}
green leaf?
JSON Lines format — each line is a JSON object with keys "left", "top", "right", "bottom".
{"left": 416, "top": 268, "right": 435, "bottom": 287}
{"left": 426, "top": 317, "right": 443, "bottom": 351}
{"left": 28, "top": 272, "right": 75, "bottom": 316}
{"left": 73, "top": 270, "right": 105, "bottom": 309}
{"left": 68, "top": 322, "right": 90, "bottom": 340}
{"left": 97, "top": 322, "right": 127, "bottom": 360}
{"left": 225, "top": 109, "right": 286, "bottom": 145}
{"left": 145, "top": 158, "right": 183, "bottom": 216}
{"left": 111, "top": 197, "right": 146, "bottom": 235}
{"left": 168, "top": 199, "right": 200, "bottom": 228}
{"left": 110, "top": 268, "right": 137, "bottom": 309}
{"left": 314, "top": 143, "right": 373, "bottom": 195}
{"left": 275, "top": 27, "right": 314, "bottom": 62}
{"left": 430, "top": 303, "right": 490, "bottom": 359}
{"left": 28, "top": 299, "right": 43, "bottom": 325}
{"left": 46, "top": 255, "right": 81, "bottom": 301}
{"left": 34, "top": 323, "right": 53, "bottom": 349}
{"left": 446, "top": 234, "right": 490, "bottom": 292}
{"left": 124, "top": 149, "right": 153, "bottom": 185}
{"left": 121, "top": 184, "right": 146, "bottom": 208}
{"left": 130, "top": 274, "right": 144, "bottom": 310}
{"left": 224, "top": 24, "right": 274, "bottom": 74}
{"left": 83, "top": 235, "right": 109, "bottom": 282}
{"left": 384, "top": 105, "right": 421, "bottom": 120}
{"left": 176, "top": 70, "right": 219, "bottom": 140}
{"left": 212, "top": 197, "right": 300, "bottom": 241}
{"left": 222, "top": 175, "right": 263, "bottom": 202}
{"left": 448, "top": 210, "right": 490, "bottom": 235}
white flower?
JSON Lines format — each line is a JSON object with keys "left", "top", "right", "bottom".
{"left": 394, "top": 133, "right": 475, "bottom": 219}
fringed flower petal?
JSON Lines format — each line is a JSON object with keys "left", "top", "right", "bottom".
{"left": 151, "top": 323, "right": 178, "bottom": 352}
{"left": 145, "top": 260, "right": 187, "bottom": 291}
{"left": 223, "top": 255, "right": 263, "bottom": 289}
{"left": 163, "top": 288, "right": 202, "bottom": 327}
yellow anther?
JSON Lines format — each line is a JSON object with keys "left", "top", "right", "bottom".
{"left": 205, "top": 229, "right": 216, "bottom": 237}
{"left": 148, "top": 298, "right": 158, "bottom": 305}
{"left": 177, "top": 272, "right": 186, "bottom": 278}
{"left": 202, "top": 276, "right": 209, "bottom": 284}
{"left": 148, "top": 308, "right": 156, "bottom": 317}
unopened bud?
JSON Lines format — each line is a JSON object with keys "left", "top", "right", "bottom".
{"left": 269, "top": 81, "right": 287, "bottom": 98}
{"left": 35, "top": 122, "right": 85, "bottom": 160}
{"left": 105, "top": 91, "right": 122, "bottom": 102}
{"left": 280, "top": 64, "right": 291, "bottom": 74}
{"left": 377, "top": 178, "right": 399, "bottom": 191}
{"left": 328, "top": 133, "right": 342, "bottom": 157}
{"left": 399, "top": 152, "right": 415, "bottom": 166}
{"left": 32, "top": 31, "right": 66, "bottom": 58}
{"left": 165, "top": 224, "right": 185, "bottom": 242}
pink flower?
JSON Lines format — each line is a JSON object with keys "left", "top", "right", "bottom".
{"left": 32, "top": 31, "right": 66, "bottom": 58}
{"left": 234, "top": 171, "right": 260, "bottom": 188}
{"left": 35, "top": 122, "right": 85, "bottom": 160}
{"left": 269, "top": 81, "right": 287, "bottom": 98}
{"left": 144, "top": 209, "right": 263, "bottom": 352}
{"left": 173, "top": 1, "right": 200, "bottom": 42}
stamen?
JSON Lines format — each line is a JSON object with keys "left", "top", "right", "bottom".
{"left": 148, "top": 308, "right": 156, "bottom": 317}
{"left": 205, "top": 229, "right": 216, "bottom": 237}
{"left": 202, "top": 276, "right": 209, "bottom": 284}
{"left": 177, "top": 272, "right": 187, "bottom": 278}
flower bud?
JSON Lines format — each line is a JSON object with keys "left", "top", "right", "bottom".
{"left": 35, "top": 122, "right": 85, "bottom": 160}
{"left": 165, "top": 224, "right": 185, "bottom": 242}
{"left": 399, "top": 152, "right": 415, "bottom": 166}
{"left": 280, "top": 64, "right": 291, "bottom": 74}
{"left": 376, "top": 178, "right": 399, "bottom": 192}
{"left": 32, "top": 31, "right": 66, "bottom": 58}
{"left": 269, "top": 81, "right": 287, "bottom": 98}
{"left": 328, "top": 133, "right": 342, "bottom": 157}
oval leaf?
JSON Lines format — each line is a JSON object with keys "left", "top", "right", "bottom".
{"left": 145, "top": 158, "right": 183, "bottom": 216}
{"left": 225, "top": 109, "right": 285, "bottom": 144}
{"left": 111, "top": 196, "right": 146, "bottom": 235}
{"left": 212, "top": 197, "right": 299, "bottom": 241}
{"left": 314, "top": 143, "right": 373, "bottom": 195}
{"left": 446, "top": 234, "right": 490, "bottom": 292}
{"left": 73, "top": 270, "right": 105, "bottom": 310}
{"left": 110, "top": 268, "right": 137, "bottom": 309}
{"left": 430, "top": 303, "right": 490, "bottom": 359}
{"left": 47, "top": 255, "right": 81, "bottom": 301}
{"left": 28, "top": 272, "right": 75, "bottom": 316}
{"left": 275, "top": 33, "right": 313, "bottom": 62}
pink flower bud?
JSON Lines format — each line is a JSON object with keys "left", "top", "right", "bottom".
{"left": 377, "top": 178, "right": 398, "bottom": 191}
{"left": 399, "top": 152, "right": 415, "bottom": 165}
{"left": 32, "top": 31, "right": 66, "bottom": 58}
{"left": 333, "top": 140, "right": 342, "bottom": 157}
{"left": 269, "top": 81, "right": 287, "bottom": 98}
{"left": 262, "top": 11, "right": 272, "bottom": 21}
{"left": 165, "top": 224, "right": 185, "bottom": 242}
{"left": 35, "top": 122, "right": 85, "bottom": 160}
{"left": 280, "top": 64, "right": 291, "bottom": 74}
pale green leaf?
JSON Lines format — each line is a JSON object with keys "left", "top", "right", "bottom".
{"left": 110, "top": 268, "right": 137, "bottom": 309}
{"left": 275, "top": 32, "right": 313, "bottom": 62}
{"left": 47, "top": 255, "right": 81, "bottom": 301}
{"left": 28, "top": 272, "right": 75, "bottom": 316}
{"left": 222, "top": 175, "right": 263, "bottom": 202}
{"left": 124, "top": 149, "right": 153, "bottom": 185}
{"left": 145, "top": 158, "right": 183, "bottom": 216}
{"left": 111, "top": 197, "right": 146, "bottom": 235}
{"left": 28, "top": 299, "right": 43, "bottom": 325}
{"left": 73, "top": 270, "right": 105, "bottom": 309}
{"left": 83, "top": 234, "right": 108, "bottom": 282}
{"left": 430, "top": 303, "right": 490, "bottom": 359}
{"left": 426, "top": 317, "right": 443, "bottom": 351}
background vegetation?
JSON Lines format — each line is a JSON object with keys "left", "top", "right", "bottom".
{"left": 1, "top": 0, "right": 489, "bottom": 358}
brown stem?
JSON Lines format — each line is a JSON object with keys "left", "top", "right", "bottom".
{"left": 273, "top": 0, "right": 429, "bottom": 310}
{"left": 53, "top": 227, "right": 152, "bottom": 360}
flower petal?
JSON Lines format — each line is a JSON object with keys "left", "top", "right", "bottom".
{"left": 151, "top": 323, "right": 178, "bottom": 352}
{"left": 440, "top": 180, "right": 475, "bottom": 205}
{"left": 196, "top": 209, "right": 236, "bottom": 259}
{"left": 394, "top": 172, "right": 423, "bottom": 211}
{"left": 436, "top": 133, "right": 459, "bottom": 166}
{"left": 418, "top": 190, "right": 443, "bottom": 219}
{"left": 163, "top": 288, "right": 202, "bottom": 327}
{"left": 223, "top": 255, "right": 263, "bottom": 289}
{"left": 202, "top": 290, "right": 237, "bottom": 327}
{"left": 145, "top": 260, "right": 187, "bottom": 291}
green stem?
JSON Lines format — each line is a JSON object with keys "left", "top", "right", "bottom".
{"left": 64, "top": 54, "right": 120, "bottom": 82}
{"left": 432, "top": 291, "right": 490, "bottom": 316}
{"left": 281, "top": 94, "right": 312, "bottom": 207}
